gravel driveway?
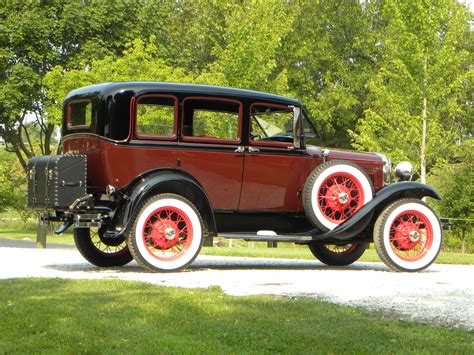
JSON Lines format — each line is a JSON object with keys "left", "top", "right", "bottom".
{"left": 0, "top": 247, "right": 472, "bottom": 330}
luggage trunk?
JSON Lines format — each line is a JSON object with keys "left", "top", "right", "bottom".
{"left": 27, "top": 155, "right": 87, "bottom": 210}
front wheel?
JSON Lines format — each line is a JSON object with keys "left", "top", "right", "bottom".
{"left": 74, "top": 227, "right": 133, "bottom": 267}
{"left": 373, "top": 199, "right": 442, "bottom": 272}
{"left": 308, "top": 242, "right": 368, "bottom": 266}
{"left": 128, "top": 193, "right": 204, "bottom": 272}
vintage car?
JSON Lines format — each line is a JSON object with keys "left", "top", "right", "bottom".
{"left": 27, "top": 82, "right": 443, "bottom": 272}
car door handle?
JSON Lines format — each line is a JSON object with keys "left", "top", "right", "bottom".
{"left": 248, "top": 147, "right": 260, "bottom": 153}
{"left": 234, "top": 146, "right": 245, "bottom": 153}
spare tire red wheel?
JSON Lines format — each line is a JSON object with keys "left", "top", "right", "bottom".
{"left": 303, "top": 160, "right": 374, "bottom": 231}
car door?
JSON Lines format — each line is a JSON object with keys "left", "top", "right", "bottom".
{"left": 238, "top": 103, "right": 304, "bottom": 212}
{"left": 177, "top": 96, "right": 245, "bottom": 210}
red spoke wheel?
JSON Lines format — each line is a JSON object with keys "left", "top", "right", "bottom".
{"left": 374, "top": 198, "right": 442, "bottom": 272}
{"left": 303, "top": 160, "right": 374, "bottom": 231}
{"left": 74, "top": 227, "right": 133, "bottom": 267}
{"left": 128, "top": 193, "right": 203, "bottom": 272}
{"left": 308, "top": 242, "right": 368, "bottom": 266}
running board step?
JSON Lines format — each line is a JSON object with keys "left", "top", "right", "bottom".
{"left": 219, "top": 233, "right": 312, "bottom": 243}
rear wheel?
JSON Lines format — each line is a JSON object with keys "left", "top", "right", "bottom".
{"left": 74, "top": 227, "right": 133, "bottom": 267}
{"left": 373, "top": 199, "right": 442, "bottom": 272}
{"left": 308, "top": 242, "right": 368, "bottom": 266}
{"left": 127, "top": 193, "right": 204, "bottom": 272}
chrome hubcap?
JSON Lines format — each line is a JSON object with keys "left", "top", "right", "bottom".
{"left": 338, "top": 192, "right": 349, "bottom": 204}
{"left": 409, "top": 231, "right": 420, "bottom": 242}
{"left": 164, "top": 227, "right": 176, "bottom": 240}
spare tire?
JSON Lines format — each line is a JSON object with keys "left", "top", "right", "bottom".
{"left": 303, "top": 160, "right": 374, "bottom": 231}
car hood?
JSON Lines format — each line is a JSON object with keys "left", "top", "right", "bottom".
{"left": 305, "top": 145, "right": 382, "bottom": 164}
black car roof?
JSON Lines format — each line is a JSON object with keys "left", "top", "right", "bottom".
{"left": 65, "top": 82, "right": 301, "bottom": 106}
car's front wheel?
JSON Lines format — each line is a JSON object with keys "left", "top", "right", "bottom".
{"left": 373, "top": 199, "right": 442, "bottom": 272}
{"left": 308, "top": 242, "right": 368, "bottom": 266}
{"left": 74, "top": 227, "right": 133, "bottom": 267}
{"left": 127, "top": 193, "right": 204, "bottom": 272}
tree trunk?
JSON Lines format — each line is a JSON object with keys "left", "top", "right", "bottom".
{"left": 420, "top": 57, "right": 428, "bottom": 185}
{"left": 44, "top": 123, "right": 55, "bottom": 156}
{"left": 461, "top": 230, "right": 465, "bottom": 254}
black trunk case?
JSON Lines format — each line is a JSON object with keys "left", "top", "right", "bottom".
{"left": 27, "top": 155, "right": 87, "bottom": 210}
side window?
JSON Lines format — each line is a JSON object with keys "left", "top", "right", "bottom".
{"left": 136, "top": 96, "right": 176, "bottom": 138}
{"left": 182, "top": 98, "right": 241, "bottom": 142}
{"left": 68, "top": 100, "right": 92, "bottom": 129}
{"left": 250, "top": 104, "right": 294, "bottom": 144}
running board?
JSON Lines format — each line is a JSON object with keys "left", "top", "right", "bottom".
{"left": 219, "top": 233, "right": 312, "bottom": 243}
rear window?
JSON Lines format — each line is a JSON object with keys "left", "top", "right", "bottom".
{"left": 67, "top": 100, "right": 92, "bottom": 129}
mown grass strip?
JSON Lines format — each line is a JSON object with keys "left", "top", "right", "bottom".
{"left": 201, "top": 246, "right": 474, "bottom": 265}
{"left": 0, "top": 278, "right": 472, "bottom": 353}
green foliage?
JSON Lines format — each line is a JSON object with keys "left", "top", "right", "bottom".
{"left": 0, "top": 149, "right": 31, "bottom": 219}
{"left": 350, "top": 0, "right": 473, "bottom": 180}
{"left": 430, "top": 142, "right": 473, "bottom": 252}
{"left": 0, "top": 0, "right": 472, "bottom": 227}
{"left": 281, "top": 1, "right": 378, "bottom": 147}
{"left": 0, "top": 279, "right": 472, "bottom": 353}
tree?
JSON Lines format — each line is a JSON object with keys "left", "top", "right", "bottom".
{"left": 0, "top": 0, "right": 146, "bottom": 171}
{"left": 280, "top": 0, "right": 378, "bottom": 147}
{"left": 350, "top": 0, "right": 473, "bottom": 183}
{"left": 0, "top": 148, "right": 30, "bottom": 219}
{"left": 431, "top": 142, "right": 473, "bottom": 253}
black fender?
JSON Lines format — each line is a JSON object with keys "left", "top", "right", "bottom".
{"left": 106, "top": 169, "right": 217, "bottom": 246}
{"left": 312, "top": 182, "right": 442, "bottom": 241}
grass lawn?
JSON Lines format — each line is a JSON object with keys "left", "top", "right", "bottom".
{"left": 201, "top": 244, "right": 474, "bottom": 265}
{"left": 0, "top": 229, "right": 74, "bottom": 245}
{"left": 0, "top": 278, "right": 472, "bottom": 353}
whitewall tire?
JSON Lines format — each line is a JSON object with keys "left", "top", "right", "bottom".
{"left": 128, "top": 193, "right": 203, "bottom": 272}
{"left": 373, "top": 199, "right": 442, "bottom": 272}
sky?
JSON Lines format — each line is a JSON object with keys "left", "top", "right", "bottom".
{"left": 462, "top": 0, "right": 474, "bottom": 12}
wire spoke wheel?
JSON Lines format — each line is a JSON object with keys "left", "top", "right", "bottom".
{"left": 303, "top": 160, "right": 374, "bottom": 231}
{"left": 128, "top": 194, "right": 204, "bottom": 272}
{"left": 374, "top": 199, "right": 442, "bottom": 272}
{"left": 90, "top": 228, "right": 129, "bottom": 255}
{"left": 308, "top": 242, "right": 368, "bottom": 266}
{"left": 388, "top": 210, "right": 433, "bottom": 262}
{"left": 318, "top": 173, "right": 364, "bottom": 224}
{"left": 74, "top": 227, "right": 133, "bottom": 267}
{"left": 324, "top": 244, "right": 359, "bottom": 255}
{"left": 142, "top": 206, "right": 193, "bottom": 261}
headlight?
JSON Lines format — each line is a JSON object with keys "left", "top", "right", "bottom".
{"left": 394, "top": 161, "right": 413, "bottom": 181}
{"left": 375, "top": 153, "right": 391, "bottom": 185}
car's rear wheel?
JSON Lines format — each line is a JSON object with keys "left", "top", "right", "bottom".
{"left": 373, "top": 199, "right": 442, "bottom": 272}
{"left": 74, "top": 227, "right": 133, "bottom": 267}
{"left": 308, "top": 242, "right": 368, "bottom": 266}
{"left": 127, "top": 193, "right": 203, "bottom": 272}
{"left": 303, "top": 160, "right": 374, "bottom": 231}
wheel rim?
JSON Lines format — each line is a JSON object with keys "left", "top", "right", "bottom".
{"left": 317, "top": 172, "right": 364, "bottom": 224}
{"left": 91, "top": 229, "right": 129, "bottom": 256}
{"left": 389, "top": 210, "right": 433, "bottom": 262}
{"left": 324, "top": 244, "right": 358, "bottom": 255}
{"left": 142, "top": 206, "right": 193, "bottom": 261}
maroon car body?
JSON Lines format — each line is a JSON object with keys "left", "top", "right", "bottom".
{"left": 27, "top": 82, "right": 443, "bottom": 272}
